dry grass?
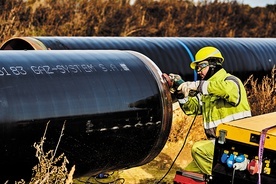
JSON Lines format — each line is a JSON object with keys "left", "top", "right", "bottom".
{"left": 245, "top": 66, "right": 276, "bottom": 115}
{"left": 11, "top": 121, "right": 75, "bottom": 184}
{"left": 0, "top": 0, "right": 275, "bottom": 43}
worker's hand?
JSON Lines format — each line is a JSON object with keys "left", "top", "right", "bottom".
{"left": 169, "top": 73, "right": 182, "bottom": 80}
{"left": 177, "top": 81, "right": 200, "bottom": 97}
{"left": 169, "top": 73, "right": 184, "bottom": 88}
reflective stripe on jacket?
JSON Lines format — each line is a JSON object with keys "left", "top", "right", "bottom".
{"left": 180, "top": 68, "right": 251, "bottom": 131}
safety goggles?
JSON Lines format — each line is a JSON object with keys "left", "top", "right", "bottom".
{"left": 195, "top": 61, "right": 209, "bottom": 72}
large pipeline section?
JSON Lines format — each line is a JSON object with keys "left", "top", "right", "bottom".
{"left": 1, "top": 37, "right": 276, "bottom": 81}
{"left": 0, "top": 50, "right": 172, "bottom": 181}
{"left": 0, "top": 37, "right": 275, "bottom": 181}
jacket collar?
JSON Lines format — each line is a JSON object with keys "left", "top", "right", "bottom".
{"left": 208, "top": 68, "right": 227, "bottom": 81}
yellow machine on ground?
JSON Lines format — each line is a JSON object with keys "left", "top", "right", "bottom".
{"left": 212, "top": 112, "right": 276, "bottom": 184}
{"left": 174, "top": 112, "right": 276, "bottom": 184}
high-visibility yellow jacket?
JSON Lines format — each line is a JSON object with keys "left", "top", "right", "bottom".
{"left": 179, "top": 68, "right": 252, "bottom": 138}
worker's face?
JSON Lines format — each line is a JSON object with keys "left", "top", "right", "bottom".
{"left": 195, "top": 61, "right": 209, "bottom": 79}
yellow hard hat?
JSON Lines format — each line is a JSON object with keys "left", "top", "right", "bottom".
{"left": 190, "top": 46, "right": 224, "bottom": 69}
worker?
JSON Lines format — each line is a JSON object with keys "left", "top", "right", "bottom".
{"left": 171, "top": 46, "right": 252, "bottom": 175}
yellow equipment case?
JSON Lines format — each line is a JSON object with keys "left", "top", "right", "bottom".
{"left": 212, "top": 112, "right": 276, "bottom": 184}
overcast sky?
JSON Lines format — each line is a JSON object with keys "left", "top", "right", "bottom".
{"left": 191, "top": 0, "right": 275, "bottom": 7}
{"left": 226, "top": 0, "right": 275, "bottom": 7}
{"left": 130, "top": 0, "right": 275, "bottom": 7}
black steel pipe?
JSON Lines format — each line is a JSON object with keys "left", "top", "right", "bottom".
{"left": 0, "top": 50, "right": 172, "bottom": 181}
{"left": 1, "top": 37, "right": 275, "bottom": 81}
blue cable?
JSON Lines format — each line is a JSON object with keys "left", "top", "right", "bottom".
{"left": 176, "top": 40, "right": 197, "bottom": 81}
